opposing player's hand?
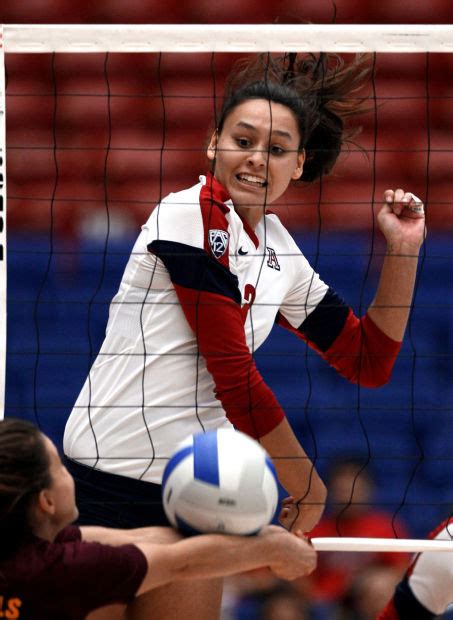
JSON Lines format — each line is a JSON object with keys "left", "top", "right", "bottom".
{"left": 278, "top": 495, "right": 321, "bottom": 535}
{"left": 259, "top": 525, "right": 317, "bottom": 579}
{"left": 378, "top": 189, "right": 426, "bottom": 251}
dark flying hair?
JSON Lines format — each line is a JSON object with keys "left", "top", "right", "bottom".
{"left": 0, "top": 418, "right": 51, "bottom": 560}
{"left": 217, "top": 52, "right": 372, "bottom": 182}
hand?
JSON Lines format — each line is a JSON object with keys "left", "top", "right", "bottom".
{"left": 377, "top": 189, "right": 426, "bottom": 252}
{"left": 278, "top": 496, "right": 322, "bottom": 535}
{"left": 259, "top": 525, "right": 317, "bottom": 580}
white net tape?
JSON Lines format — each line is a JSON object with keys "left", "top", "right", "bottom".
{"left": 3, "top": 24, "right": 453, "bottom": 53}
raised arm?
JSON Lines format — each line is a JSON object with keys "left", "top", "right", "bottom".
{"left": 277, "top": 189, "right": 425, "bottom": 389}
{"left": 368, "top": 189, "right": 426, "bottom": 341}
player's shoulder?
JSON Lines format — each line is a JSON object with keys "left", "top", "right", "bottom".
{"left": 141, "top": 178, "right": 206, "bottom": 246}
{"left": 154, "top": 179, "right": 205, "bottom": 216}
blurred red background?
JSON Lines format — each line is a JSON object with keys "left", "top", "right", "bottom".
{"left": 2, "top": 1, "right": 453, "bottom": 235}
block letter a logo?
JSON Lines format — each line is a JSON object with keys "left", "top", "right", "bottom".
{"left": 266, "top": 246, "right": 280, "bottom": 271}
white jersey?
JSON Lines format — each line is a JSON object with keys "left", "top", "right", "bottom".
{"left": 64, "top": 174, "right": 328, "bottom": 482}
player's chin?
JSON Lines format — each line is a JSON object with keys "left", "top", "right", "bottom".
{"left": 231, "top": 192, "right": 268, "bottom": 210}
{"left": 72, "top": 505, "right": 80, "bottom": 523}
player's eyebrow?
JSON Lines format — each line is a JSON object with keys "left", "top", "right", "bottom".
{"left": 235, "top": 121, "right": 293, "bottom": 141}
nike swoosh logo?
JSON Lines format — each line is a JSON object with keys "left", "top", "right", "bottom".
{"left": 238, "top": 247, "right": 248, "bottom": 255}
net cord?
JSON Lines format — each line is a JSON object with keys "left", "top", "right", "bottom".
{"left": 0, "top": 27, "right": 6, "bottom": 420}
{"left": 2, "top": 24, "right": 453, "bottom": 53}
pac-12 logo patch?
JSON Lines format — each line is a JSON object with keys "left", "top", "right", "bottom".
{"left": 209, "top": 229, "right": 229, "bottom": 258}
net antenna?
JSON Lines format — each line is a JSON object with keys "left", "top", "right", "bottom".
{"left": 0, "top": 26, "right": 6, "bottom": 419}
{"left": 1, "top": 23, "right": 452, "bottom": 554}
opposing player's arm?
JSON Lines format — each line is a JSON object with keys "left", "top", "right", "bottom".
{"left": 259, "top": 418, "right": 327, "bottom": 533}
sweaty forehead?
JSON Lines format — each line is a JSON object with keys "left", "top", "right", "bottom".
{"left": 226, "top": 99, "right": 299, "bottom": 140}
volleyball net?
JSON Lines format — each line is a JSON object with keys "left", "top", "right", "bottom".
{"left": 1, "top": 24, "right": 452, "bottom": 552}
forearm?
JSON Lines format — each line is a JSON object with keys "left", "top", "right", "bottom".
{"left": 367, "top": 241, "right": 420, "bottom": 342}
{"left": 81, "top": 525, "right": 181, "bottom": 546}
{"left": 259, "top": 418, "right": 326, "bottom": 531}
{"left": 136, "top": 532, "right": 275, "bottom": 593}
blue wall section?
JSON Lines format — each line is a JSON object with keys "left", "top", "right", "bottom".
{"left": 5, "top": 232, "right": 453, "bottom": 537}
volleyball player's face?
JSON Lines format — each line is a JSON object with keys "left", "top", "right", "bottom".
{"left": 43, "top": 436, "right": 79, "bottom": 528}
{"left": 208, "top": 99, "right": 304, "bottom": 227}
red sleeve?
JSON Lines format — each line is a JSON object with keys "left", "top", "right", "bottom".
{"left": 323, "top": 312, "right": 402, "bottom": 387}
{"left": 173, "top": 284, "right": 285, "bottom": 438}
{"left": 278, "top": 308, "right": 401, "bottom": 388}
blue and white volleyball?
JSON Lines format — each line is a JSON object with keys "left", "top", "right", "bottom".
{"left": 162, "top": 429, "right": 279, "bottom": 535}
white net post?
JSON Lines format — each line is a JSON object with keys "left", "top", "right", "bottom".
{"left": 0, "top": 26, "right": 6, "bottom": 420}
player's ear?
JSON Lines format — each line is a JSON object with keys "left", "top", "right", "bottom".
{"left": 207, "top": 131, "right": 219, "bottom": 161}
{"left": 291, "top": 148, "right": 305, "bottom": 181}
{"left": 37, "top": 488, "right": 56, "bottom": 516}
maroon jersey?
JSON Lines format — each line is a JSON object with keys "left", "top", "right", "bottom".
{"left": 0, "top": 526, "right": 147, "bottom": 619}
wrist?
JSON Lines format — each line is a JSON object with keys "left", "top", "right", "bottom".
{"left": 257, "top": 529, "right": 285, "bottom": 564}
{"left": 385, "top": 240, "right": 422, "bottom": 257}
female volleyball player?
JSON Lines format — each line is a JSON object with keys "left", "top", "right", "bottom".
{"left": 0, "top": 418, "right": 316, "bottom": 620}
{"left": 64, "top": 52, "right": 425, "bottom": 552}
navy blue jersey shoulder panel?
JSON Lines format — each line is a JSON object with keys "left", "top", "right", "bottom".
{"left": 393, "top": 577, "right": 435, "bottom": 619}
{"left": 148, "top": 240, "right": 241, "bottom": 304}
{"left": 297, "top": 287, "right": 350, "bottom": 352}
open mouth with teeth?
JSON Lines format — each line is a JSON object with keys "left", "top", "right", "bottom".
{"left": 236, "top": 174, "right": 268, "bottom": 188}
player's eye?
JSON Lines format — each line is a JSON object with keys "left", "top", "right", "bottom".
{"left": 270, "top": 145, "right": 285, "bottom": 156}
{"left": 236, "top": 137, "right": 251, "bottom": 148}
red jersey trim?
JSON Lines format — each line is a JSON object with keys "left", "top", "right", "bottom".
{"left": 200, "top": 173, "right": 231, "bottom": 269}
{"left": 377, "top": 599, "right": 400, "bottom": 620}
{"left": 202, "top": 172, "right": 260, "bottom": 250}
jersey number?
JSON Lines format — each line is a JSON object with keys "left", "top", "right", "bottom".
{"left": 241, "top": 284, "right": 256, "bottom": 323}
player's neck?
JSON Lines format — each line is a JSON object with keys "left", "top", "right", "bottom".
{"left": 234, "top": 203, "right": 265, "bottom": 231}
{"left": 31, "top": 514, "right": 63, "bottom": 543}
